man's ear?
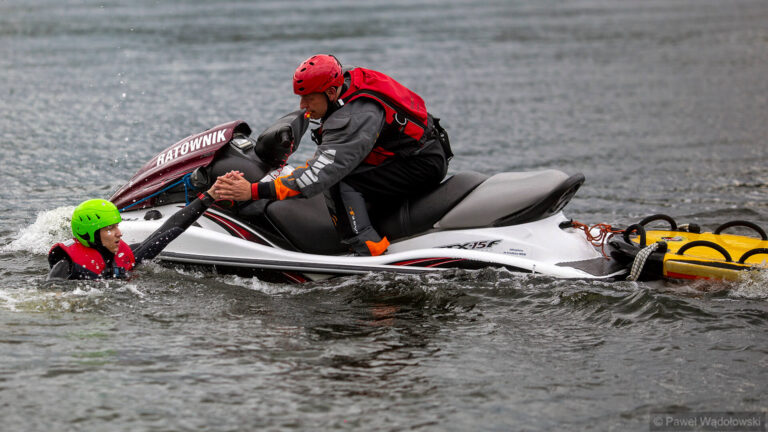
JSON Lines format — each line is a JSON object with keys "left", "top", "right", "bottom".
{"left": 325, "top": 86, "right": 339, "bottom": 102}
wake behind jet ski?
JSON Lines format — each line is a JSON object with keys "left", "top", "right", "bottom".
{"left": 109, "top": 119, "right": 627, "bottom": 283}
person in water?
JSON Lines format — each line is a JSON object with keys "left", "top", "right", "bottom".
{"left": 215, "top": 54, "right": 452, "bottom": 256}
{"left": 47, "top": 181, "right": 224, "bottom": 280}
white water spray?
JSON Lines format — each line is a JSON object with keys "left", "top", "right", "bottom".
{"left": 3, "top": 206, "right": 75, "bottom": 255}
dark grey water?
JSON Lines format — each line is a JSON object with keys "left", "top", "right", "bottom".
{"left": 2, "top": 0, "right": 767, "bottom": 430}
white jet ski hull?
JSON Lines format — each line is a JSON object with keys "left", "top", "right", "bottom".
{"left": 119, "top": 205, "right": 625, "bottom": 282}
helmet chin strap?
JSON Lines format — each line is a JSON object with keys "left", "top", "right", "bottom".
{"left": 322, "top": 91, "right": 342, "bottom": 122}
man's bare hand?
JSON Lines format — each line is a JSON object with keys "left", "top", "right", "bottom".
{"left": 214, "top": 171, "right": 252, "bottom": 201}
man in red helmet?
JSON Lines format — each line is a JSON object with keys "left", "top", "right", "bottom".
{"left": 217, "top": 54, "right": 452, "bottom": 256}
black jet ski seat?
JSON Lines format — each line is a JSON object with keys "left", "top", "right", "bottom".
{"left": 435, "top": 170, "right": 585, "bottom": 229}
{"left": 379, "top": 170, "right": 584, "bottom": 240}
{"left": 376, "top": 171, "right": 489, "bottom": 240}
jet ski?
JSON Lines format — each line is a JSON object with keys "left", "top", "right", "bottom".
{"left": 110, "top": 118, "right": 628, "bottom": 283}
{"left": 610, "top": 214, "right": 768, "bottom": 281}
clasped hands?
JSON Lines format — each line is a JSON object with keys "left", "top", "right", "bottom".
{"left": 211, "top": 171, "right": 253, "bottom": 201}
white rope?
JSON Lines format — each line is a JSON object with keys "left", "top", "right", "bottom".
{"left": 627, "top": 242, "right": 661, "bottom": 281}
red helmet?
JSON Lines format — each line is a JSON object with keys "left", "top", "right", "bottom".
{"left": 293, "top": 54, "right": 343, "bottom": 95}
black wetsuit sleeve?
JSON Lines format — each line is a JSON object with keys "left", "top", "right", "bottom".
{"left": 46, "top": 258, "right": 73, "bottom": 280}
{"left": 131, "top": 192, "right": 216, "bottom": 264}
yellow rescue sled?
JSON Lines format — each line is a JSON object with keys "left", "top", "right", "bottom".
{"left": 609, "top": 215, "right": 768, "bottom": 281}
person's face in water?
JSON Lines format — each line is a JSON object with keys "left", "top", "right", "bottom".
{"left": 99, "top": 223, "right": 122, "bottom": 254}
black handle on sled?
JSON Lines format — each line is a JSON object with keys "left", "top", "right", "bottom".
{"left": 714, "top": 221, "right": 768, "bottom": 240}
{"left": 676, "top": 240, "right": 733, "bottom": 262}
{"left": 623, "top": 224, "right": 647, "bottom": 247}
{"left": 638, "top": 214, "right": 678, "bottom": 231}
{"left": 739, "top": 248, "right": 768, "bottom": 264}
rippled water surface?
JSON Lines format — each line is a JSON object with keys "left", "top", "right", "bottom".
{"left": 2, "top": 0, "right": 767, "bottom": 430}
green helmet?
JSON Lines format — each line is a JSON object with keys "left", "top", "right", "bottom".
{"left": 71, "top": 199, "right": 122, "bottom": 247}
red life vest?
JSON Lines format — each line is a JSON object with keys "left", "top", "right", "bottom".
{"left": 48, "top": 239, "right": 135, "bottom": 279}
{"left": 338, "top": 68, "right": 433, "bottom": 165}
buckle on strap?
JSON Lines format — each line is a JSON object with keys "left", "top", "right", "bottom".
{"left": 394, "top": 112, "right": 408, "bottom": 126}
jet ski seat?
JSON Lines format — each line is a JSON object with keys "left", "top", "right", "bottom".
{"left": 435, "top": 170, "right": 585, "bottom": 229}
{"left": 375, "top": 171, "right": 489, "bottom": 241}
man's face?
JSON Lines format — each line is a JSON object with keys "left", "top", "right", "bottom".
{"left": 299, "top": 92, "right": 328, "bottom": 120}
{"left": 99, "top": 223, "right": 122, "bottom": 254}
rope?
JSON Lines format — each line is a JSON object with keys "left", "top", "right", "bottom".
{"left": 119, "top": 173, "right": 192, "bottom": 212}
{"left": 627, "top": 242, "right": 661, "bottom": 281}
{"left": 182, "top": 173, "right": 194, "bottom": 205}
{"left": 570, "top": 221, "right": 624, "bottom": 257}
